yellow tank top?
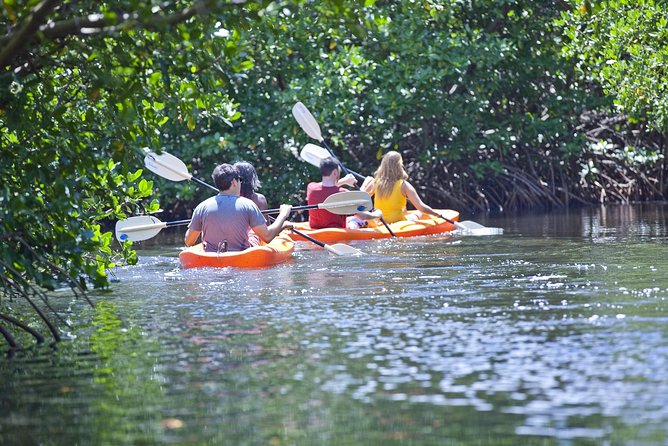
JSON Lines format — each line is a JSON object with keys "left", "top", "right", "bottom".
{"left": 374, "top": 180, "right": 406, "bottom": 223}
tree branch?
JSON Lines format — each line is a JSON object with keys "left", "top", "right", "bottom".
{"left": 1, "top": 0, "right": 250, "bottom": 71}
{"left": 0, "top": 0, "right": 63, "bottom": 70}
{"left": 0, "top": 260, "right": 61, "bottom": 342}
{"left": 0, "top": 324, "right": 18, "bottom": 349}
{"left": 0, "top": 313, "right": 45, "bottom": 343}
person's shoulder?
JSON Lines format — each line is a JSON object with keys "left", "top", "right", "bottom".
{"left": 307, "top": 182, "right": 324, "bottom": 194}
{"left": 197, "top": 195, "right": 218, "bottom": 207}
{"left": 236, "top": 195, "right": 257, "bottom": 207}
{"left": 239, "top": 196, "right": 265, "bottom": 213}
{"left": 400, "top": 179, "right": 416, "bottom": 193}
{"left": 254, "top": 193, "right": 268, "bottom": 210}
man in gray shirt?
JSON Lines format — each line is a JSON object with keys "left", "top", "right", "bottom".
{"left": 184, "top": 164, "right": 292, "bottom": 252}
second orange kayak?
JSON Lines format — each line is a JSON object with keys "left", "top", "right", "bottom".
{"left": 289, "top": 209, "right": 459, "bottom": 243}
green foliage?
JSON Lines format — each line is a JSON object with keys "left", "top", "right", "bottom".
{"left": 0, "top": 0, "right": 310, "bottom": 343}
{"left": 188, "top": 0, "right": 605, "bottom": 212}
{"left": 558, "top": 0, "right": 668, "bottom": 131}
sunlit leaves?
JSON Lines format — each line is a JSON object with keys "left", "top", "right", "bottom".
{"left": 559, "top": 0, "right": 668, "bottom": 131}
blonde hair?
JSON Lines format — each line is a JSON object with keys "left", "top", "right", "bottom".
{"left": 374, "top": 151, "right": 408, "bottom": 199}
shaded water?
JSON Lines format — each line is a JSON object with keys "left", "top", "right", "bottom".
{"left": 1, "top": 203, "right": 667, "bottom": 445}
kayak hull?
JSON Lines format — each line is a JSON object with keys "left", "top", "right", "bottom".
{"left": 179, "top": 234, "right": 294, "bottom": 269}
{"left": 289, "top": 209, "right": 459, "bottom": 243}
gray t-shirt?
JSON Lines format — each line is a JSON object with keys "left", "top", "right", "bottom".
{"left": 189, "top": 194, "right": 266, "bottom": 252}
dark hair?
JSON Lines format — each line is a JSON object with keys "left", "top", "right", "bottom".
{"left": 319, "top": 157, "right": 340, "bottom": 177}
{"left": 234, "top": 161, "right": 261, "bottom": 199}
{"left": 211, "top": 164, "right": 239, "bottom": 191}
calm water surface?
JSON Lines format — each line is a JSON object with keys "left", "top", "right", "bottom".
{"left": 1, "top": 203, "right": 667, "bottom": 445}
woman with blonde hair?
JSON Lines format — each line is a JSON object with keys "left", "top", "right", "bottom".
{"left": 362, "top": 150, "right": 443, "bottom": 223}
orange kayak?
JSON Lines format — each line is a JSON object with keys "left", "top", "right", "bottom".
{"left": 179, "top": 234, "right": 294, "bottom": 269}
{"left": 289, "top": 209, "right": 459, "bottom": 243}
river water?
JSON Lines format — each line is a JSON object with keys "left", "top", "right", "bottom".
{"left": 1, "top": 203, "right": 667, "bottom": 445}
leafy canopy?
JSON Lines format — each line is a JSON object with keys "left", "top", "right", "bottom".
{"left": 559, "top": 0, "right": 668, "bottom": 131}
{"left": 0, "top": 0, "right": 358, "bottom": 344}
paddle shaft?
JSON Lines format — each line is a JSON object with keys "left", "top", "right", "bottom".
{"left": 437, "top": 215, "right": 467, "bottom": 230}
{"left": 265, "top": 215, "right": 325, "bottom": 248}
{"left": 265, "top": 196, "right": 369, "bottom": 215}
{"left": 180, "top": 174, "right": 367, "bottom": 216}
{"left": 194, "top": 177, "right": 218, "bottom": 193}
{"left": 121, "top": 219, "right": 190, "bottom": 233}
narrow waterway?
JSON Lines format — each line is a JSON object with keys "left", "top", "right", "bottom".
{"left": 1, "top": 203, "right": 667, "bottom": 445}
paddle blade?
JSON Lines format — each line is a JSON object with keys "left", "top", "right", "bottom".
{"left": 456, "top": 226, "right": 504, "bottom": 236}
{"left": 115, "top": 216, "right": 165, "bottom": 242}
{"left": 292, "top": 102, "right": 323, "bottom": 141}
{"left": 324, "top": 243, "right": 363, "bottom": 256}
{"left": 300, "top": 143, "right": 331, "bottom": 168}
{"left": 450, "top": 219, "right": 503, "bottom": 236}
{"left": 322, "top": 190, "right": 373, "bottom": 213}
{"left": 456, "top": 220, "right": 487, "bottom": 230}
{"left": 144, "top": 150, "right": 192, "bottom": 182}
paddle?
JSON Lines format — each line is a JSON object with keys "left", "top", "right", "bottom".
{"left": 301, "top": 143, "right": 366, "bottom": 182}
{"left": 144, "top": 149, "right": 373, "bottom": 215}
{"left": 300, "top": 143, "right": 504, "bottom": 235}
{"left": 115, "top": 191, "right": 371, "bottom": 242}
{"left": 144, "top": 149, "right": 218, "bottom": 193}
{"left": 294, "top": 232, "right": 362, "bottom": 256}
{"left": 142, "top": 150, "right": 365, "bottom": 255}
{"left": 265, "top": 190, "right": 372, "bottom": 215}
{"left": 265, "top": 216, "right": 362, "bottom": 256}
{"left": 116, "top": 216, "right": 190, "bottom": 242}
{"left": 292, "top": 102, "right": 397, "bottom": 237}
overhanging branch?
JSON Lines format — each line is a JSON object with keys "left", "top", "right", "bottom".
{"left": 0, "top": 0, "right": 62, "bottom": 70}
{"left": 1, "top": 0, "right": 250, "bottom": 72}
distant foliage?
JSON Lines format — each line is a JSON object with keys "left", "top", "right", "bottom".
{"left": 204, "top": 0, "right": 634, "bottom": 212}
{"left": 559, "top": 0, "right": 668, "bottom": 131}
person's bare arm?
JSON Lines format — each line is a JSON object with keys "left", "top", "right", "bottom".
{"left": 402, "top": 181, "right": 441, "bottom": 217}
{"left": 184, "top": 228, "right": 201, "bottom": 246}
{"left": 355, "top": 209, "right": 383, "bottom": 221}
{"left": 256, "top": 193, "right": 268, "bottom": 211}
{"left": 336, "top": 173, "right": 358, "bottom": 188}
{"left": 252, "top": 204, "right": 292, "bottom": 243}
{"left": 361, "top": 176, "right": 375, "bottom": 195}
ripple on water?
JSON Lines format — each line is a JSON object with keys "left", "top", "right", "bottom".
{"left": 21, "top": 222, "right": 666, "bottom": 444}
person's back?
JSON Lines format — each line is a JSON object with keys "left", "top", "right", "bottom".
{"left": 365, "top": 150, "right": 443, "bottom": 224}
{"left": 185, "top": 163, "right": 292, "bottom": 252}
{"left": 307, "top": 182, "right": 347, "bottom": 229}
{"left": 190, "top": 194, "right": 265, "bottom": 252}
{"left": 306, "top": 157, "right": 357, "bottom": 229}
{"left": 373, "top": 179, "right": 407, "bottom": 223}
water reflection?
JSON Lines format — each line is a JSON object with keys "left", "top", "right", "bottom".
{"left": 1, "top": 204, "right": 667, "bottom": 444}
{"left": 481, "top": 201, "right": 668, "bottom": 240}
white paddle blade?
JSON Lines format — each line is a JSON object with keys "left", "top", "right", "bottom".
{"left": 318, "top": 201, "right": 370, "bottom": 215}
{"left": 300, "top": 143, "right": 331, "bottom": 168}
{"left": 449, "top": 219, "right": 503, "bottom": 236}
{"left": 454, "top": 220, "right": 487, "bottom": 230}
{"left": 292, "top": 102, "right": 323, "bottom": 141}
{"left": 455, "top": 227, "right": 504, "bottom": 236}
{"left": 325, "top": 243, "right": 363, "bottom": 256}
{"left": 322, "top": 190, "right": 373, "bottom": 213}
{"left": 144, "top": 151, "right": 192, "bottom": 182}
{"left": 115, "top": 216, "right": 165, "bottom": 242}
